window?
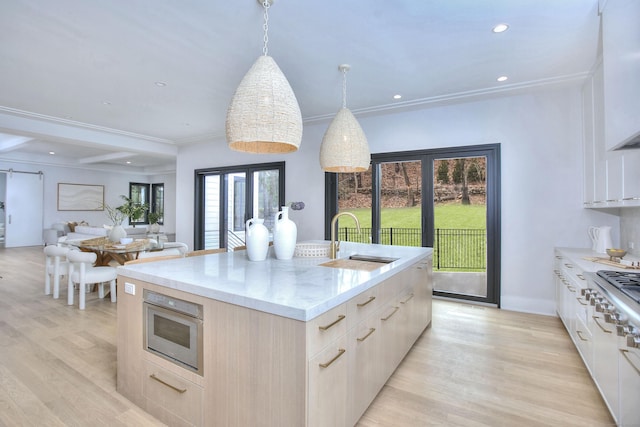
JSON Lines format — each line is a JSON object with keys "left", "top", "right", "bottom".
{"left": 129, "top": 183, "right": 149, "bottom": 225}
{"left": 129, "top": 182, "right": 164, "bottom": 225}
{"left": 151, "top": 183, "right": 164, "bottom": 224}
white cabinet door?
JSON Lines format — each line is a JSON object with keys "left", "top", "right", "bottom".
{"left": 603, "top": 0, "right": 640, "bottom": 150}
{"left": 4, "top": 171, "right": 44, "bottom": 247}
{"left": 606, "top": 151, "right": 624, "bottom": 203}
{"left": 622, "top": 150, "right": 640, "bottom": 203}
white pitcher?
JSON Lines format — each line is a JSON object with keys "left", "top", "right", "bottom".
{"left": 273, "top": 206, "right": 297, "bottom": 260}
{"left": 593, "top": 226, "right": 613, "bottom": 254}
{"left": 588, "top": 226, "right": 599, "bottom": 251}
{"left": 245, "top": 218, "right": 269, "bottom": 261}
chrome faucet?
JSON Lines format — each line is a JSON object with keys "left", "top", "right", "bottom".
{"left": 329, "top": 212, "right": 360, "bottom": 259}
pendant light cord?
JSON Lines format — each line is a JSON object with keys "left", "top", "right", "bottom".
{"left": 262, "top": 1, "right": 270, "bottom": 56}
{"left": 342, "top": 67, "right": 348, "bottom": 109}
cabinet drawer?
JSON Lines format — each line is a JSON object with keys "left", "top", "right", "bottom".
{"left": 143, "top": 361, "right": 203, "bottom": 426}
{"left": 307, "top": 303, "right": 348, "bottom": 356}
{"left": 560, "top": 262, "right": 588, "bottom": 290}
{"left": 347, "top": 285, "right": 380, "bottom": 327}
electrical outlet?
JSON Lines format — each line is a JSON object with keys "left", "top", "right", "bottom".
{"left": 124, "top": 282, "right": 135, "bottom": 295}
{"left": 629, "top": 242, "right": 635, "bottom": 250}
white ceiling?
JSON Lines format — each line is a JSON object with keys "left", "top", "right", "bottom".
{"left": 0, "top": 0, "right": 601, "bottom": 174}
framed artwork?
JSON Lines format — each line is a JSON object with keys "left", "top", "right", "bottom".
{"left": 57, "top": 183, "right": 104, "bottom": 211}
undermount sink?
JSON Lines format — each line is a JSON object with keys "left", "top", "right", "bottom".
{"left": 319, "top": 255, "right": 398, "bottom": 271}
{"left": 348, "top": 254, "right": 398, "bottom": 264}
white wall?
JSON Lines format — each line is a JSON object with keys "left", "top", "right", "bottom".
{"left": 176, "top": 84, "right": 621, "bottom": 316}
{"left": 0, "top": 160, "right": 177, "bottom": 234}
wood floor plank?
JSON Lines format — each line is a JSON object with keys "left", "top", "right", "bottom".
{"left": 0, "top": 246, "right": 615, "bottom": 426}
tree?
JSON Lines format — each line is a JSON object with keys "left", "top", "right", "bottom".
{"left": 398, "top": 163, "right": 416, "bottom": 207}
{"left": 436, "top": 160, "right": 449, "bottom": 183}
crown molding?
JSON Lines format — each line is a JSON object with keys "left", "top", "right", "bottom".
{"left": 303, "top": 72, "right": 590, "bottom": 124}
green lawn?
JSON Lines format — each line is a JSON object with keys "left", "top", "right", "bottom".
{"left": 340, "top": 204, "right": 486, "bottom": 229}
{"left": 339, "top": 205, "right": 487, "bottom": 271}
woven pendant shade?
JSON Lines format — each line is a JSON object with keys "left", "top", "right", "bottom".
{"left": 226, "top": 55, "right": 303, "bottom": 153}
{"left": 319, "top": 107, "right": 370, "bottom": 173}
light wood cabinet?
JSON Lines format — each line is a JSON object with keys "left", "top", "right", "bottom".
{"left": 143, "top": 360, "right": 204, "bottom": 426}
{"left": 117, "top": 255, "right": 432, "bottom": 427}
{"left": 309, "top": 336, "right": 348, "bottom": 427}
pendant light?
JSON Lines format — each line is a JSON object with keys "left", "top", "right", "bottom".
{"left": 226, "top": 0, "right": 303, "bottom": 153}
{"left": 319, "top": 64, "right": 370, "bottom": 172}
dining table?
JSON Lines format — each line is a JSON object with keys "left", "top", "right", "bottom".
{"left": 65, "top": 237, "right": 155, "bottom": 266}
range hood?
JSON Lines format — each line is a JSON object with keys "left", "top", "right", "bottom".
{"left": 613, "top": 131, "right": 640, "bottom": 150}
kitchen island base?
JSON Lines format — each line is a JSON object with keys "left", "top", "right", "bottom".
{"left": 117, "top": 249, "right": 432, "bottom": 426}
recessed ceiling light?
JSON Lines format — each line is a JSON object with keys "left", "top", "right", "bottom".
{"left": 497, "top": 76, "right": 508, "bottom": 82}
{"left": 493, "top": 23, "right": 509, "bottom": 33}
{"left": 126, "top": 161, "right": 132, "bottom": 164}
{"left": 49, "top": 151, "right": 55, "bottom": 155}
{"left": 154, "top": 81, "right": 167, "bottom": 87}
{"left": 102, "top": 101, "right": 112, "bottom": 106}
{"left": 393, "top": 94, "right": 402, "bottom": 100}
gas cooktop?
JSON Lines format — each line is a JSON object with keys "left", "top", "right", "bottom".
{"left": 597, "top": 270, "right": 640, "bottom": 303}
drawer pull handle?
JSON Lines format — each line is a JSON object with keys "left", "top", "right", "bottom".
{"left": 400, "top": 293, "right": 415, "bottom": 304}
{"left": 576, "top": 330, "right": 589, "bottom": 342}
{"left": 592, "top": 316, "right": 613, "bottom": 333}
{"left": 381, "top": 306, "right": 400, "bottom": 321}
{"left": 150, "top": 374, "right": 187, "bottom": 394}
{"left": 319, "top": 348, "right": 346, "bottom": 368}
{"left": 318, "top": 314, "right": 346, "bottom": 331}
{"left": 357, "top": 328, "right": 376, "bottom": 342}
{"left": 564, "top": 263, "right": 573, "bottom": 268}
{"left": 357, "top": 296, "right": 376, "bottom": 307}
{"left": 577, "top": 274, "right": 585, "bottom": 281}
{"left": 620, "top": 350, "right": 640, "bottom": 376}
{"left": 576, "top": 297, "right": 587, "bottom": 306}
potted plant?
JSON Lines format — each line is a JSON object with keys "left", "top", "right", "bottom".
{"left": 148, "top": 210, "right": 162, "bottom": 233}
{"left": 117, "top": 195, "right": 148, "bottom": 227}
{"left": 104, "top": 202, "right": 127, "bottom": 242}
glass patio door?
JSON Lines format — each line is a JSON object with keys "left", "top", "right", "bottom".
{"left": 378, "top": 160, "right": 423, "bottom": 246}
{"left": 195, "top": 163, "right": 284, "bottom": 251}
{"left": 329, "top": 144, "right": 500, "bottom": 306}
{"left": 432, "top": 156, "right": 488, "bottom": 298}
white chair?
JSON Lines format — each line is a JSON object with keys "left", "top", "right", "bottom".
{"left": 136, "top": 248, "right": 182, "bottom": 259}
{"left": 67, "top": 250, "right": 117, "bottom": 310}
{"left": 44, "top": 245, "right": 69, "bottom": 299}
{"left": 163, "top": 242, "right": 189, "bottom": 256}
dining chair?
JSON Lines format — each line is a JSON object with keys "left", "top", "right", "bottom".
{"left": 124, "top": 254, "right": 183, "bottom": 265}
{"left": 67, "top": 250, "right": 117, "bottom": 310}
{"left": 136, "top": 248, "right": 182, "bottom": 259}
{"left": 185, "top": 248, "right": 227, "bottom": 257}
{"left": 163, "top": 242, "right": 189, "bottom": 256}
{"left": 44, "top": 245, "right": 69, "bottom": 299}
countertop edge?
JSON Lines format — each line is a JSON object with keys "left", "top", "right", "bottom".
{"left": 118, "top": 243, "right": 433, "bottom": 322}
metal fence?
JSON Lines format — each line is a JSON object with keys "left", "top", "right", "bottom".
{"left": 339, "top": 227, "right": 486, "bottom": 271}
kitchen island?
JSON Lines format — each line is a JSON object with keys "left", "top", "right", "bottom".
{"left": 116, "top": 242, "right": 433, "bottom": 427}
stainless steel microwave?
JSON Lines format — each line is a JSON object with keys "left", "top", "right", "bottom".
{"left": 143, "top": 290, "right": 203, "bottom": 375}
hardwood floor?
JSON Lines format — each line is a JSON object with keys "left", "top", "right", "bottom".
{"left": 0, "top": 246, "right": 614, "bottom": 426}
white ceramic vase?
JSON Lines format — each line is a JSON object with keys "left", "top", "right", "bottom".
{"left": 149, "top": 223, "right": 160, "bottom": 233}
{"left": 109, "top": 224, "right": 127, "bottom": 243}
{"left": 245, "top": 218, "right": 269, "bottom": 261}
{"left": 273, "top": 206, "right": 297, "bottom": 260}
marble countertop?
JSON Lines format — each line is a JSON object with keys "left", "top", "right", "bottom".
{"left": 555, "top": 247, "right": 640, "bottom": 272}
{"left": 117, "top": 241, "right": 432, "bottom": 321}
